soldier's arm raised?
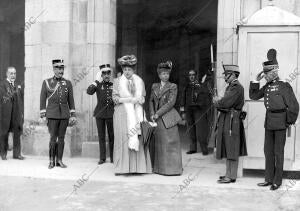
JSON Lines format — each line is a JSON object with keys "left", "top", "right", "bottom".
{"left": 86, "top": 81, "right": 98, "bottom": 95}
{"left": 249, "top": 81, "right": 265, "bottom": 100}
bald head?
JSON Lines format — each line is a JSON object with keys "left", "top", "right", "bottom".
{"left": 7, "top": 67, "right": 16, "bottom": 82}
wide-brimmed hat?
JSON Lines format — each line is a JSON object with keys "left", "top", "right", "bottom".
{"left": 157, "top": 61, "right": 172, "bottom": 74}
{"left": 52, "top": 59, "right": 65, "bottom": 67}
{"left": 222, "top": 64, "right": 240, "bottom": 77}
{"left": 118, "top": 55, "right": 137, "bottom": 67}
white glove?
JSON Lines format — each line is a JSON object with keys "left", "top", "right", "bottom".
{"left": 95, "top": 71, "right": 102, "bottom": 82}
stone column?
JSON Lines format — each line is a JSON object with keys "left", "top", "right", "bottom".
{"left": 82, "top": 0, "right": 116, "bottom": 157}
{"left": 23, "top": 0, "right": 75, "bottom": 157}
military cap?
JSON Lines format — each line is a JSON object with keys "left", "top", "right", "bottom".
{"left": 222, "top": 65, "right": 240, "bottom": 77}
{"left": 99, "top": 64, "right": 112, "bottom": 73}
{"left": 118, "top": 55, "right": 137, "bottom": 67}
{"left": 52, "top": 59, "right": 65, "bottom": 67}
{"left": 263, "top": 60, "right": 279, "bottom": 73}
{"left": 157, "top": 61, "right": 172, "bottom": 74}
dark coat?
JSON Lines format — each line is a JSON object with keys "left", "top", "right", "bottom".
{"left": 180, "top": 78, "right": 212, "bottom": 110}
{"left": 0, "top": 80, "right": 24, "bottom": 135}
{"left": 215, "top": 80, "right": 247, "bottom": 160}
{"left": 249, "top": 79, "right": 299, "bottom": 130}
{"left": 149, "top": 82, "right": 180, "bottom": 126}
{"left": 40, "top": 77, "right": 75, "bottom": 119}
{"left": 86, "top": 80, "right": 114, "bottom": 119}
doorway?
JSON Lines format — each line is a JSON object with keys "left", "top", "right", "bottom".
{"left": 0, "top": 0, "right": 25, "bottom": 84}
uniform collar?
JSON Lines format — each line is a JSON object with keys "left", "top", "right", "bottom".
{"left": 229, "top": 79, "right": 238, "bottom": 85}
{"left": 53, "top": 76, "right": 63, "bottom": 81}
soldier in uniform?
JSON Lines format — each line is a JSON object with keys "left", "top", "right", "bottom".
{"left": 87, "top": 64, "right": 114, "bottom": 165}
{"left": 0, "top": 67, "right": 25, "bottom": 160}
{"left": 250, "top": 60, "right": 299, "bottom": 190}
{"left": 180, "top": 69, "right": 212, "bottom": 155}
{"left": 214, "top": 65, "right": 247, "bottom": 184}
{"left": 40, "top": 59, "right": 77, "bottom": 169}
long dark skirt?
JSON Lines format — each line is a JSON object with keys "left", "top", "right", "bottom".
{"left": 152, "top": 118, "right": 182, "bottom": 175}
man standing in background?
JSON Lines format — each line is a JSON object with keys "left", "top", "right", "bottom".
{"left": 180, "top": 69, "right": 212, "bottom": 155}
{"left": 0, "top": 67, "right": 25, "bottom": 160}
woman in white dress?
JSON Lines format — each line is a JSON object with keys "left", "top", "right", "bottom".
{"left": 112, "top": 55, "right": 152, "bottom": 174}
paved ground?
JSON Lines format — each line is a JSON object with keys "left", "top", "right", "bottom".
{"left": 0, "top": 152, "right": 299, "bottom": 211}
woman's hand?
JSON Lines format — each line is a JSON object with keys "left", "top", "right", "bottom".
{"left": 151, "top": 114, "right": 159, "bottom": 122}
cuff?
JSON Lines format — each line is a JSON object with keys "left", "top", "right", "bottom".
{"left": 251, "top": 80, "right": 259, "bottom": 83}
{"left": 92, "top": 82, "right": 97, "bottom": 86}
{"left": 70, "top": 109, "right": 76, "bottom": 117}
{"left": 180, "top": 107, "right": 185, "bottom": 112}
{"left": 40, "top": 109, "right": 46, "bottom": 118}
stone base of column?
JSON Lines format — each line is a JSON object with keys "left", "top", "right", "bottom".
{"left": 21, "top": 126, "right": 71, "bottom": 157}
{"left": 82, "top": 141, "right": 111, "bottom": 159}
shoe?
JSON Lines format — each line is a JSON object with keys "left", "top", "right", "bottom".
{"left": 219, "top": 176, "right": 226, "bottom": 180}
{"left": 270, "top": 184, "right": 280, "bottom": 191}
{"left": 13, "top": 155, "right": 25, "bottom": 160}
{"left": 56, "top": 160, "right": 67, "bottom": 168}
{"left": 257, "top": 181, "right": 272, "bottom": 187}
{"left": 98, "top": 160, "right": 106, "bottom": 165}
{"left": 1, "top": 155, "right": 7, "bottom": 160}
{"left": 186, "top": 150, "right": 196, "bottom": 154}
{"left": 217, "top": 177, "right": 236, "bottom": 183}
{"left": 202, "top": 151, "right": 208, "bottom": 156}
{"left": 48, "top": 161, "right": 55, "bottom": 169}
{"left": 110, "top": 159, "right": 113, "bottom": 163}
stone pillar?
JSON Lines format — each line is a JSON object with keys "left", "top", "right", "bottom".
{"left": 82, "top": 0, "right": 116, "bottom": 158}
{"left": 23, "top": 0, "right": 76, "bottom": 157}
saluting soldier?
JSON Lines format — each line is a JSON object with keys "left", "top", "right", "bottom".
{"left": 180, "top": 70, "right": 213, "bottom": 155}
{"left": 87, "top": 64, "right": 114, "bottom": 165}
{"left": 213, "top": 65, "right": 247, "bottom": 184}
{"left": 40, "top": 59, "right": 77, "bottom": 169}
{"left": 250, "top": 60, "right": 299, "bottom": 190}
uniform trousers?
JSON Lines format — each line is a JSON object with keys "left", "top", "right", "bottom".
{"left": 96, "top": 118, "right": 114, "bottom": 162}
{"left": 226, "top": 159, "right": 238, "bottom": 179}
{"left": 186, "top": 106, "right": 209, "bottom": 154}
{"left": 264, "top": 129, "right": 286, "bottom": 186}
{"left": 47, "top": 119, "right": 69, "bottom": 161}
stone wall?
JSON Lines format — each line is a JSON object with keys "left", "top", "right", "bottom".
{"left": 24, "top": 0, "right": 116, "bottom": 157}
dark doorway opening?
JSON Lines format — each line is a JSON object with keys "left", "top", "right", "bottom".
{"left": 0, "top": 0, "right": 25, "bottom": 85}
{"left": 117, "top": 0, "right": 218, "bottom": 108}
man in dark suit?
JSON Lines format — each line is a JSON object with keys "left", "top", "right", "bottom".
{"left": 250, "top": 60, "right": 299, "bottom": 190}
{"left": 40, "top": 59, "right": 77, "bottom": 169}
{"left": 0, "top": 67, "right": 25, "bottom": 160}
{"left": 87, "top": 64, "right": 114, "bottom": 165}
{"left": 180, "top": 69, "right": 212, "bottom": 155}
{"left": 214, "top": 65, "right": 247, "bottom": 184}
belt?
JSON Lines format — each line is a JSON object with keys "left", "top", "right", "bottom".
{"left": 268, "top": 109, "right": 286, "bottom": 113}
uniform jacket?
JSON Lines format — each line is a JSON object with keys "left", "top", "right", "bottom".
{"left": 149, "top": 82, "right": 181, "bottom": 128}
{"left": 0, "top": 80, "right": 23, "bottom": 135}
{"left": 40, "top": 76, "right": 75, "bottom": 119}
{"left": 215, "top": 80, "right": 247, "bottom": 160}
{"left": 249, "top": 79, "right": 299, "bottom": 130}
{"left": 180, "top": 77, "right": 212, "bottom": 110}
{"left": 87, "top": 80, "right": 114, "bottom": 119}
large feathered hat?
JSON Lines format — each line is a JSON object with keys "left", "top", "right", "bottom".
{"left": 117, "top": 55, "right": 137, "bottom": 67}
{"left": 157, "top": 61, "right": 172, "bottom": 74}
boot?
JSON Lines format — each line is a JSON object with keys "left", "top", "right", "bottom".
{"left": 56, "top": 141, "right": 67, "bottom": 168}
{"left": 48, "top": 143, "right": 55, "bottom": 169}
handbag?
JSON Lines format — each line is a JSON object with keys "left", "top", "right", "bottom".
{"left": 161, "top": 108, "right": 182, "bottom": 129}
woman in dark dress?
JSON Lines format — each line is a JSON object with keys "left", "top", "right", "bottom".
{"left": 149, "top": 61, "right": 183, "bottom": 176}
